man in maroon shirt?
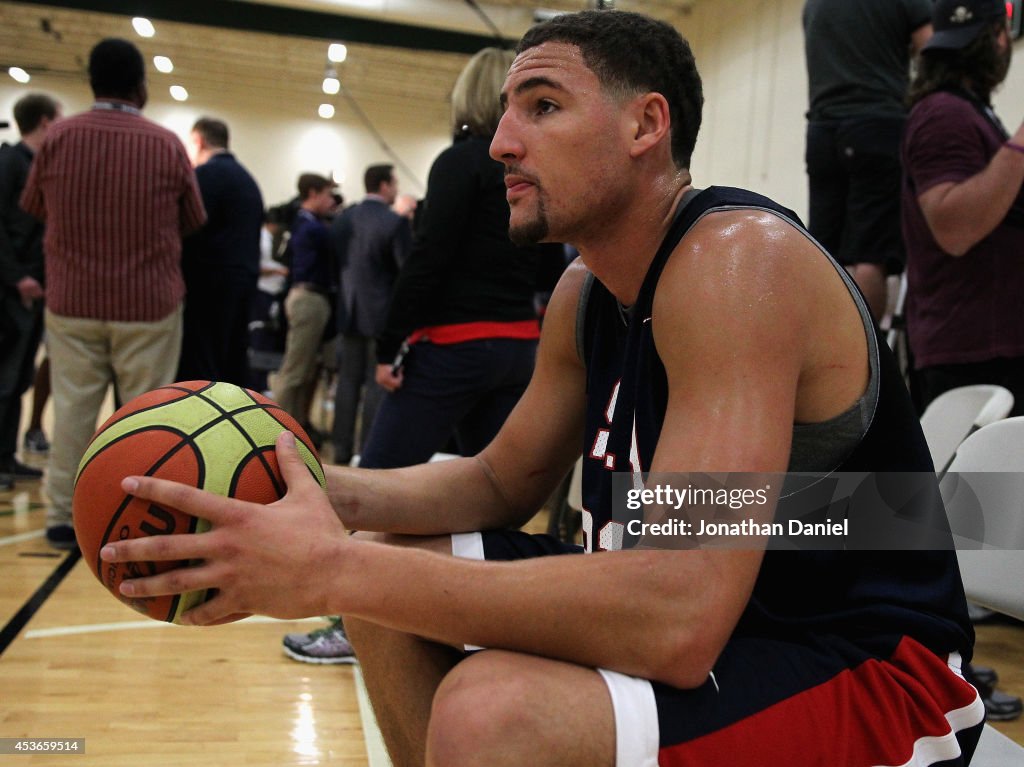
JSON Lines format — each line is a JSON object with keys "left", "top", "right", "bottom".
{"left": 902, "top": 0, "right": 1024, "bottom": 415}
{"left": 20, "top": 38, "right": 206, "bottom": 549}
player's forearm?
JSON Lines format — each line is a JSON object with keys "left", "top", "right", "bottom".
{"left": 324, "top": 456, "right": 527, "bottom": 535}
{"left": 333, "top": 541, "right": 754, "bottom": 689}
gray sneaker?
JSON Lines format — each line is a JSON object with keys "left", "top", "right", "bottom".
{"left": 283, "top": 619, "right": 338, "bottom": 653}
{"left": 283, "top": 621, "right": 357, "bottom": 665}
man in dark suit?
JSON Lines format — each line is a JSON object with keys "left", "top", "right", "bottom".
{"left": 177, "top": 117, "right": 264, "bottom": 386}
{"left": 330, "top": 164, "right": 410, "bottom": 464}
{"left": 0, "top": 92, "right": 61, "bottom": 491}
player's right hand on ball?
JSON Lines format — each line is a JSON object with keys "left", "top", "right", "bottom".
{"left": 100, "top": 431, "right": 349, "bottom": 625}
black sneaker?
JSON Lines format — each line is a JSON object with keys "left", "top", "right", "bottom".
{"left": 6, "top": 459, "right": 43, "bottom": 479}
{"left": 984, "top": 689, "right": 1023, "bottom": 721}
{"left": 972, "top": 664, "right": 999, "bottom": 690}
{"left": 0, "top": 472, "right": 12, "bottom": 491}
{"left": 46, "top": 524, "right": 78, "bottom": 551}
{"left": 23, "top": 428, "right": 50, "bottom": 454}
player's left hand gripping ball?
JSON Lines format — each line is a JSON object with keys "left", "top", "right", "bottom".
{"left": 72, "top": 380, "right": 325, "bottom": 623}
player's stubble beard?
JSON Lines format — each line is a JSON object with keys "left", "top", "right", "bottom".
{"left": 507, "top": 172, "right": 550, "bottom": 246}
{"left": 509, "top": 203, "right": 549, "bottom": 246}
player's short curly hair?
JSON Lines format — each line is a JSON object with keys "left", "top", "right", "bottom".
{"left": 517, "top": 10, "right": 703, "bottom": 170}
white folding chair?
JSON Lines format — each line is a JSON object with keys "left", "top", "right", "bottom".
{"left": 884, "top": 273, "right": 912, "bottom": 389}
{"left": 885, "top": 272, "right": 908, "bottom": 350}
{"left": 920, "top": 385, "right": 1014, "bottom": 478}
{"left": 940, "top": 417, "right": 1024, "bottom": 764}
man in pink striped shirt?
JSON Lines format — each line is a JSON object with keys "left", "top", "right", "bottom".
{"left": 20, "top": 38, "right": 206, "bottom": 549}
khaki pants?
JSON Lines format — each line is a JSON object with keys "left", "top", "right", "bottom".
{"left": 44, "top": 306, "right": 183, "bottom": 527}
{"left": 272, "top": 287, "right": 330, "bottom": 423}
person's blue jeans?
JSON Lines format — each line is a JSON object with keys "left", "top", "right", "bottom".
{"left": 359, "top": 338, "right": 537, "bottom": 469}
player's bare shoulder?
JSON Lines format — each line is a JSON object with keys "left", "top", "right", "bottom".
{"left": 653, "top": 207, "right": 818, "bottom": 331}
{"left": 549, "top": 256, "right": 591, "bottom": 307}
{"left": 674, "top": 207, "right": 818, "bottom": 279}
{"left": 653, "top": 206, "right": 868, "bottom": 423}
{"left": 539, "top": 256, "right": 591, "bottom": 365}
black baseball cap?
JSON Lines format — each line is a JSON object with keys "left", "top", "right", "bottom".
{"left": 924, "top": 0, "right": 1007, "bottom": 52}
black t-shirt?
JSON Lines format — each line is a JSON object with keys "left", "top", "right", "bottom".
{"left": 803, "top": 0, "right": 932, "bottom": 121}
{"left": 376, "top": 135, "right": 559, "bottom": 362}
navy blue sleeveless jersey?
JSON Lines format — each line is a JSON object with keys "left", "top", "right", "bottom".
{"left": 579, "top": 186, "right": 973, "bottom": 660}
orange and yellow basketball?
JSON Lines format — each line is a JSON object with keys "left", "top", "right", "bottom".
{"left": 71, "top": 380, "right": 325, "bottom": 623}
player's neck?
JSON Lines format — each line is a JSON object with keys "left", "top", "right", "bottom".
{"left": 577, "top": 176, "right": 692, "bottom": 306}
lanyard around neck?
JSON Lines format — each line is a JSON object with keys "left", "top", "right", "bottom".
{"left": 92, "top": 101, "right": 142, "bottom": 116}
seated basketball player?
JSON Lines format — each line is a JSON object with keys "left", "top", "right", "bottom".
{"left": 101, "top": 11, "right": 984, "bottom": 766}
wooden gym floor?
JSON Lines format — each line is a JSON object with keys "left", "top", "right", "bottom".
{"left": 2, "top": 387, "right": 1023, "bottom": 765}
{"left": 1, "top": 384, "right": 390, "bottom": 766}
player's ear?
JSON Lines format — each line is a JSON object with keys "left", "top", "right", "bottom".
{"left": 627, "top": 92, "right": 671, "bottom": 159}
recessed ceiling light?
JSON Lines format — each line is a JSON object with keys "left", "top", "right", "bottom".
{"left": 318, "top": 103, "right": 335, "bottom": 119}
{"left": 153, "top": 56, "right": 173, "bottom": 73}
{"left": 328, "top": 43, "right": 348, "bottom": 63}
{"left": 132, "top": 17, "right": 155, "bottom": 37}
{"left": 322, "top": 76, "right": 340, "bottom": 95}
{"left": 169, "top": 85, "right": 188, "bottom": 101}
{"left": 8, "top": 66, "right": 30, "bottom": 83}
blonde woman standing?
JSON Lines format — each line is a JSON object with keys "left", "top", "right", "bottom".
{"left": 361, "top": 47, "right": 559, "bottom": 469}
